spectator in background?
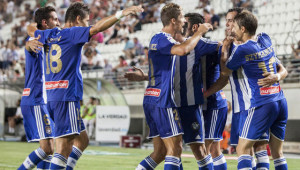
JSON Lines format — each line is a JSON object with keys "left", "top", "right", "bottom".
{"left": 0, "top": 17, "right": 5, "bottom": 29}
{"left": 7, "top": 99, "right": 23, "bottom": 134}
{"left": 105, "top": 24, "right": 120, "bottom": 44}
{"left": 203, "top": 9, "right": 211, "bottom": 24}
{"left": 92, "top": 49, "right": 103, "bottom": 69}
{"left": 83, "top": 97, "right": 97, "bottom": 139}
{"left": 123, "top": 37, "right": 135, "bottom": 58}
{"left": 112, "top": 56, "right": 128, "bottom": 72}
{"left": 81, "top": 47, "right": 95, "bottom": 70}
{"left": 91, "top": 32, "right": 104, "bottom": 43}
{"left": 291, "top": 41, "right": 300, "bottom": 59}
{"left": 103, "top": 59, "right": 113, "bottom": 78}
{"left": 140, "top": 47, "right": 149, "bottom": 66}
{"left": 210, "top": 9, "right": 220, "bottom": 30}
{"left": 118, "top": 24, "right": 129, "bottom": 41}
{"left": 133, "top": 37, "right": 144, "bottom": 56}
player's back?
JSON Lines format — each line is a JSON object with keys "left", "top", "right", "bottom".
{"left": 226, "top": 33, "right": 284, "bottom": 107}
{"left": 35, "top": 26, "right": 90, "bottom": 101}
{"left": 21, "top": 37, "right": 47, "bottom": 106}
{"left": 143, "top": 32, "right": 177, "bottom": 108}
{"left": 174, "top": 37, "right": 218, "bottom": 107}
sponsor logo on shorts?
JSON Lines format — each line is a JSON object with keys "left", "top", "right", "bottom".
{"left": 45, "top": 80, "right": 69, "bottom": 90}
{"left": 22, "top": 88, "right": 31, "bottom": 96}
{"left": 260, "top": 86, "right": 280, "bottom": 95}
{"left": 144, "top": 88, "right": 161, "bottom": 97}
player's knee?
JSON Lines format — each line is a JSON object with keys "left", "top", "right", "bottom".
{"left": 271, "top": 150, "right": 283, "bottom": 159}
{"left": 41, "top": 145, "right": 54, "bottom": 155}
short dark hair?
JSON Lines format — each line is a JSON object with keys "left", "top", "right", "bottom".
{"left": 184, "top": 13, "right": 204, "bottom": 25}
{"left": 65, "top": 2, "right": 89, "bottom": 23}
{"left": 35, "top": 6, "right": 56, "bottom": 29}
{"left": 161, "top": 3, "right": 182, "bottom": 27}
{"left": 234, "top": 11, "right": 257, "bottom": 36}
{"left": 227, "top": 7, "right": 244, "bottom": 15}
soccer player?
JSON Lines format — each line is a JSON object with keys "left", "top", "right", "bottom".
{"left": 126, "top": 6, "right": 213, "bottom": 169}
{"left": 28, "top": 2, "right": 143, "bottom": 169}
{"left": 221, "top": 11, "right": 288, "bottom": 170}
{"left": 18, "top": 6, "right": 59, "bottom": 170}
{"left": 204, "top": 7, "right": 288, "bottom": 170}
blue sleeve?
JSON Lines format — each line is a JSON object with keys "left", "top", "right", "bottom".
{"left": 157, "top": 36, "right": 175, "bottom": 55}
{"left": 196, "top": 38, "right": 218, "bottom": 56}
{"left": 34, "top": 29, "right": 52, "bottom": 44}
{"left": 226, "top": 46, "right": 246, "bottom": 70}
{"left": 69, "top": 26, "right": 91, "bottom": 44}
{"left": 217, "top": 45, "right": 222, "bottom": 64}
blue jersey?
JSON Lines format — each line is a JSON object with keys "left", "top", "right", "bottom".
{"left": 174, "top": 37, "right": 219, "bottom": 107}
{"left": 226, "top": 33, "right": 284, "bottom": 108}
{"left": 143, "top": 32, "right": 177, "bottom": 108}
{"left": 201, "top": 50, "right": 227, "bottom": 110}
{"left": 35, "top": 26, "right": 91, "bottom": 101}
{"left": 21, "top": 37, "right": 47, "bottom": 106}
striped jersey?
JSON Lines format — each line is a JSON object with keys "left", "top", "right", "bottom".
{"left": 226, "top": 33, "right": 284, "bottom": 108}
{"left": 35, "top": 26, "right": 91, "bottom": 101}
{"left": 21, "top": 36, "right": 47, "bottom": 106}
{"left": 143, "top": 32, "right": 177, "bottom": 108}
{"left": 174, "top": 37, "right": 219, "bottom": 107}
{"left": 201, "top": 50, "right": 227, "bottom": 110}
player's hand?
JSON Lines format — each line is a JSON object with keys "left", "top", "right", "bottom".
{"left": 26, "top": 35, "right": 43, "bottom": 53}
{"left": 257, "top": 72, "right": 278, "bottom": 87}
{"left": 223, "top": 36, "right": 234, "bottom": 48}
{"left": 197, "top": 23, "right": 213, "bottom": 34}
{"left": 124, "top": 67, "right": 146, "bottom": 81}
{"left": 122, "top": 5, "right": 144, "bottom": 16}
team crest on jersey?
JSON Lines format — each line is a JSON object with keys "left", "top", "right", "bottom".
{"left": 45, "top": 80, "right": 69, "bottom": 90}
{"left": 22, "top": 88, "right": 31, "bottom": 96}
{"left": 144, "top": 88, "right": 161, "bottom": 97}
{"left": 45, "top": 126, "right": 52, "bottom": 134}
{"left": 260, "top": 86, "right": 280, "bottom": 95}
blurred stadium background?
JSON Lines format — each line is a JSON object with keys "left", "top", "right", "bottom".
{"left": 0, "top": 0, "right": 300, "bottom": 169}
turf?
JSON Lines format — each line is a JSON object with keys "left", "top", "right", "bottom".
{"left": 0, "top": 141, "right": 299, "bottom": 169}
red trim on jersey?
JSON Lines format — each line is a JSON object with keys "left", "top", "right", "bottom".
{"left": 46, "top": 80, "right": 69, "bottom": 90}
{"left": 260, "top": 86, "right": 280, "bottom": 95}
{"left": 144, "top": 88, "right": 161, "bottom": 97}
{"left": 22, "top": 88, "right": 31, "bottom": 96}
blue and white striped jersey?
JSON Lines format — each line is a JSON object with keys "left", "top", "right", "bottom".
{"left": 226, "top": 33, "right": 284, "bottom": 108}
{"left": 174, "top": 37, "right": 218, "bottom": 107}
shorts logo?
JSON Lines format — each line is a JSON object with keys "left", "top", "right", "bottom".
{"left": 22, "top": 88, "right": 31, "bottom": 96}
{"left": 144, "top": 88, "right": 161, "bottom": 97}
{"left": 45, "top": 126, "right": 52, "bottom": 134}
{"left": 45, "top": 80, "right": 69, "bottom": 90}
{"left": 260, "top": 86, "right": 280, "bottom": 95}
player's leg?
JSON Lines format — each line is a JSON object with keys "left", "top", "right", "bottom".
{"left": 136, "top": 137, "right": 166, "bottom": 170}
{"left": 253, "top": 140, "right": 269, "bottom": 170}
{"left": 179, "top": 105, "right": 212, "bottom": 170}
{"left": 162, "top": 135, "right": 183, "bottom": 170}
{"left": 269, "top": 99, "right": 288, "bottom": 170}
{"left": 49, "top": 101, "right": 81, "bottom": 169}
{"left": 37, "top": 138, "right": 54, "bottom": 170}
{"left": 136, "top": 104, "right": 166, "bottom": 170}
{"left": 18, "top": 105, "right": 55, "bottom": 170}
{"left": 204, "top": 107, "right": 228, "bottom": 170}
{"left": 66, "top": 116, "right": 89, "bottom": 170}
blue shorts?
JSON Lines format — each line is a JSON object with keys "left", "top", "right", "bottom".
{"left": 231, "top": 110, "right": 270, "bottom": 145}
{"left": 143, "top": 104, "right": 183, "bottom": 139}
{"left": 47, "top": 101, "right": 83, "bottom": 138}
{"left": 178, "top": 105, "right": 204, "bottom": 144}
{"left": 240, "top": 99, "right": 287, "bottom": 141}
{"left": 21, "top": 105, "right": 54, "bottom": 142}
{"left": 203, "top": 107, "right": 228, "bottom": 141}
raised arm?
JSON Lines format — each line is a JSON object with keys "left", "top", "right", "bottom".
{"left": 27, "top": 23, "right": 38, "bottom": 38}
{"left": 89, "top": 6, "right": 143, "bottom": 37}
{"left": 171, "top": 23, "right": 213, "bottom": 56}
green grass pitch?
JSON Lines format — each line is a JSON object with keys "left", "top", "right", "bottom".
{"left": 0, "top": 141, "right": 299, "bottom": 169}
